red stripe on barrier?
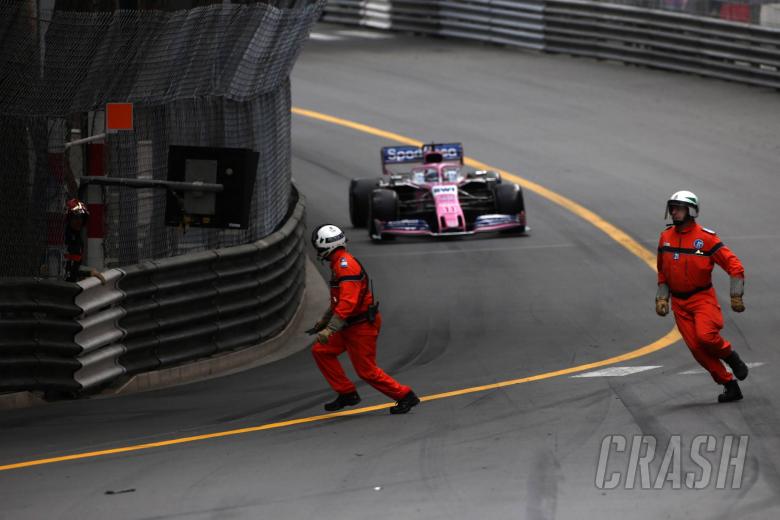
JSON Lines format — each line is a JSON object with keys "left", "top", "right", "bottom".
{"left": 87, "top": 143, "right": 104, "bottom": 176}
{"left": 87, "top": 142, "right": 105, "bottom": 239}
{"left": 87, "top": 204, "right": 104, "bottom": 239}
{"left": 720, "top": 4, "right": 751, "bottom": 23}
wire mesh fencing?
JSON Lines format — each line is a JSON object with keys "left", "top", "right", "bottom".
{"left": 0, "top": 0, "right": 324, "bottom": 278}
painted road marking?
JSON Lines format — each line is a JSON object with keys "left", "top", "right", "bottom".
{"left": 679, "top": 362, "right": 765, "bottom": 375}
{"left": 0, "top": 110, "right": 681, "bottom": 473}
{"left": 0, "top": 328, "right": 680, "bottom": 473}
{"left": 337, "top": 29, "right": 395, "bottom": 39}
{"left": 572, "top": 366, "right": 662, "bottom": 377}
{"left": 309, "top": 33, "right": 343, "bottom": 42}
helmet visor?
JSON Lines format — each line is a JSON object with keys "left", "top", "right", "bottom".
{"left": 666, "top": 201, "right": 692, "bottom": 222}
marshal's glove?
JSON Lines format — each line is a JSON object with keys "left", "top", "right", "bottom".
{"left": 306, "top": 310, "right": 333, "bottom": 335}
{"left": 316, "top": 327, "right": 335, "bottom": 344}
{"left": 730, "top": 296, "right": 745, "bottom": 313}
{"left": 315, "top": 315, "right": 345, "bottom": 344}
{"left": 655, "top": 283, "right": 670, "bottom": 317}
{"left": 89, "top": 269, "right": 107, "bottom": 285}
{"left": 730, "top": 277, "right": 745, "bottom": 312}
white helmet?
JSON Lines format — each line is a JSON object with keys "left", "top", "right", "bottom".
{"left": 665, "top": 190, "right": 699, "bottom": 220}
{"left": 311, "top": 224, "right": 346, "bottom": 259}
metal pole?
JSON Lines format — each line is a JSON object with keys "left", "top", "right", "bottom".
{"left": 80, "top": 177, "right": 224, "bottom": 192}
{"left": 64, "top": 132, "right": 107, "bottom": 148}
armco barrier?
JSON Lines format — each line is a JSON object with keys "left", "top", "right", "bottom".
{"left": 116, "top": 198, "right": 305, "bottom": 379}
{"left": 0, "top": 279, "right": 83, "bottom": 392}
{"left": 322, "top": 0, "right": 780, "bottom": 89}
{"left": 1, "top": 191, "right": 307, "bottom": 396}
{"left": 73, "top": 270, "right": 127, "bottom": 390}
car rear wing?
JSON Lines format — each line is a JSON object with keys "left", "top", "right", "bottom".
{"left": 381, "top": 143, "right": 464, "bottom": 173}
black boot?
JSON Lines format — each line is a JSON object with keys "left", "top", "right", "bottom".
{"left": 389, "top": 390, "right": 420, "bottom": 414}
{"left": 324, "top": 391, "right": 361, "bottom": 411}
{"left": 718, "top": 380, "right": 743, "bottom": 403}
{"left": 724, "top": 351, "right": 749, "bottom": 381}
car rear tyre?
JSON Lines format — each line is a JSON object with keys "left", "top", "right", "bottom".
{"left": 349, "top": 178, "right": 378, "bottom": 228}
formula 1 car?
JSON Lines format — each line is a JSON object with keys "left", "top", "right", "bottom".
{"left": 349, "top": 143, "right": 526, "bottom": 240}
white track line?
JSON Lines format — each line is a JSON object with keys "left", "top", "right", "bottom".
{"left": 336, "top": 29, "right": 394, "bottom": 39}
{"left": 572, "top": 366, "right": 662, "bottom": 378}
{"left": 679, "top": 362, "right": 765, "bottom": 375}
{"left": 309, "top": 33, "right": 342, "bottom": 42}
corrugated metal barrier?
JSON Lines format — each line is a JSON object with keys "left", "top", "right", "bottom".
{"left": 0, "top": 190, "right": 306, "bottom": 396}
{"left": 0, "top": 280, "right": 83, "bottom": 392}
{"left": 323, "top": 0, "right": 780, "bottom": 89}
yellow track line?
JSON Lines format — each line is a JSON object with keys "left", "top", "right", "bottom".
{"left": 0, "top": 328, "right": 678, "bottom": 473}
{"left": 0, "top": 109, "right": 679, "bottom": 473}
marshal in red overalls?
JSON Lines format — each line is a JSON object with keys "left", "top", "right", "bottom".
{"left": 309, "top": 224, "right": 419, "bottom": 414}
{"left": 655, "top": 191, "right": 749, "bottom": 402}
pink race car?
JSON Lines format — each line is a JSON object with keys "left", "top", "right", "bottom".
{"left": 349, "top": 143, "right": 527, "bottom": 241}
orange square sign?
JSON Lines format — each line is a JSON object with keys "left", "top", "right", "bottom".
{"left": 106, "top": 103, "right": 133, "bottom": 132}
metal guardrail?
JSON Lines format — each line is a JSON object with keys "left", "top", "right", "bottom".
{"left": 0, "top": 280, "right": 83, "bottom": 393}
{"left": 0, "top": 191, "right": 307, "bottom": 396}
{"left": 323, "top": 0, "right": 780, "bottom": 89}
{"left": 117, "top": 197, "right": 305, "bottom": 378}
{"left": 73, "top": 270, "right": 127, "bottom": 390}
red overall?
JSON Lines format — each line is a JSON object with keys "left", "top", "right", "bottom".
{"left": 657, "top": 221, "right": 745, "bottom": 384}
{"left": 312, "top": 248, "right": 410, "bottom": 400}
